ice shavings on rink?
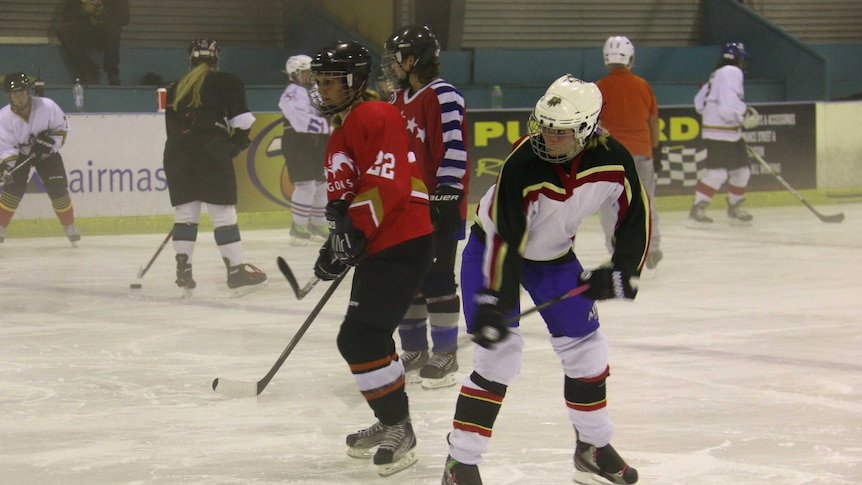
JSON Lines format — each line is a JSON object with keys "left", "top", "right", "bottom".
{"left": 1, "top": 204, "right": 860, "bottom": 484}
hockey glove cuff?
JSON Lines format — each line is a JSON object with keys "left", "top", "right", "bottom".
{"left": 472, "top": 289, "right": 510, "bottom": 349}
{"left": 430, "top": 185, "right": 464, "bottom": 238}
{"left": 229, "top": 129, "right": 251, "bottom": 158}
{"left": 578, "top": 267, "right": 638, "bottom": 300}
{"left": 325, "top": 199, "right": 366, "bottom": 266}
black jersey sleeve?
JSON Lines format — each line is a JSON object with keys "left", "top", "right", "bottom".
{"left": 605, "top": 138, "right": 650, "bottom": 275}
{"left": 484, "top": 139, "right": 532, "bottom": 308}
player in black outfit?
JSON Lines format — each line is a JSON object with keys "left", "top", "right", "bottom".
{"left": 162, "top": 39, "right": 267, "bottom": 297}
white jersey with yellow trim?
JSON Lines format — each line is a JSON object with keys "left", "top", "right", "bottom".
{"left": 694, "top": 64, "right": 747, "bottom": 142}
{"left": 0, "top": 96, "right": 68, "bottom": 165}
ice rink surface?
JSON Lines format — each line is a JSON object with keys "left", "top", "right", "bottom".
{"left": 1, "top": 204, "right": 860, "bottom": 485}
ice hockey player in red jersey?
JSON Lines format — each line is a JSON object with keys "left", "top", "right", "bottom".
{"left": 382, "top": 24, "right": 470, "bottom": 389}
{"left": 308, "top": 40, "right": 434, "bottom": 477}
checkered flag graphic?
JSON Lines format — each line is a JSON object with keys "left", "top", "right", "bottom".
{"left": 656, "top": 145, "right": 707, "bottom": 187}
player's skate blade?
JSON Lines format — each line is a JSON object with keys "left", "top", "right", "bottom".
{"left": 376, "top": 448, "right": 417, "bottom": 476}
{"left": 231, "top": 280, "right": 268, "bottom": 298}
{"left": 346, "top": 420, "right": 386, "bottom": 459}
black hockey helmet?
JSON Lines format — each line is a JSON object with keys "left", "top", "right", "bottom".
{"left": 188, "top": 39, "right": 220, "bottom": 68}
{"left": 4, "top": 72, "right": 30, "bottom": 93}
{"left": 309, "top": 40, "right": 372, "bottom": 116}
{"left": 385, "top": 25, "right": 440, "bottom": 66}
{"left": 311, "top": 40, "right": 372, "bottom": 82}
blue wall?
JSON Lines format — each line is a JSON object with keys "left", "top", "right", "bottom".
{"left": 2, "top": 40, "right": 858, "bottom": 112}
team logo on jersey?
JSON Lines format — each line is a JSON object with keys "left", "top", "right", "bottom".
{"left": 325, "top": 151, "right": 356, "bottom": 195}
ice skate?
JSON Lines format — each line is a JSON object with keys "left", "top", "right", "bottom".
{"left": 574, "top": 440, "right": 638, "bottom": 485}
{"left": 346, "top": 420, "right": 387, "bottom": 458}
{"left": 175, "top": 254, "right": 196, "bottom": 299}
{"left": 400, "top": 349, "right": 429, "bottom": 384}
{"left": 420, "top": 351, "right": 458, "bottom": 389}
{"left": 727, "top": 198, "right": 753, "bottom": 226}
{"left": 308, "top": 223, "right": 329, "bottom": 243}
{"left": 289, "top": 224, "right": 311, "bottom": 246}
{"left": 373, "top": 418, "right": 418, "bottom": 476}
{"left": 442, "top": 454, "right": 483, "bottom": 485}
{"left": 64, "top": 224, "right": 80, "bottom": 247}
{"left": 687, "top": 201, "right": 713, "bottom": 229}
{"left": 224, "top": 258, "right": 268, "bottom": 297}
{"left": 0, "top": 225, "right": 6, "bottom": 243}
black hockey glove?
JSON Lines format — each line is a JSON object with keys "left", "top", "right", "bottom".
{"left": 313, "top": 241, "right": 348, "bottom": 281}
{"left": 31, "top": 131, "right": 54, "bottom": 162}
{"left": 578, "top": 266, "right": 638, "bottom": 301}
{"left": 471, "top": 289, "right": 510, "bottom": 349}
{"left": 430, "top": 185, "right": 464, "bottom": 238}
{"left": 652, "top": 144, "right": 663, "bottom": 172}
{"left": 229, "top": 129, "right": 251, "bottom": 158}
{"left": 325, "top": 199, "right": 366, "bottom": 266}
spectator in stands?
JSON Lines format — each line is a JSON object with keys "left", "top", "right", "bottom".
{"left": 595, "top": 35, "right": 663, "bottom": 271}
{"left": 57, "top": 0, "right": 130, "bottom": 86}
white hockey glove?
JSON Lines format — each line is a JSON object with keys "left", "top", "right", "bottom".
{"left": 0, "top": 163, "right": 12, "bottom": 187}
{"left": 742, "top": 106, "right": 760, "bottom": 130}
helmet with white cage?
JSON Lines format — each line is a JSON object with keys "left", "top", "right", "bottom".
{"left": 603, "top": 36, "right": 635, "bottom": 68}
{"left": 285, "top": 54, "right": 312, "bottom": 83}
{"left": 528, "top": 74, "right": 603, "bottom": 163}
{"left": 309, "top": 40, "right": 372, "bottom": 117}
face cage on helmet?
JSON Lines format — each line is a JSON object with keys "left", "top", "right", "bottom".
{"left": 381, "top": 51, "right": 411, "bottom": 90}
{"left": 308, "top": 71, "right": 366, "bottom": 117}
{"left": 7, "top": 87, "right": 32, "bottom": 114}
{"left": 527, "top": 113, "right": 588, "bottom": 164}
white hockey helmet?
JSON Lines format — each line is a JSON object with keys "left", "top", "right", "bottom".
{"left": 603, "top": 36, "right": 635, "bottom": 68}
{"left": 285, "top": 54, "right": 312, "bottom": 81}
{"left": 529, "top": 74, "right": 603, "bottom": 163}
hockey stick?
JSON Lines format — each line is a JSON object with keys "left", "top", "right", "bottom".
{"left": 0, "top": 154, "right": 37, "bottom": 188}
{"left": 474, "top": 284, "right": 591, "bottom": 345}
{"left": 746, "top": 146, "right": 845, "bottom": 223}
{"left": 212, "top": 268, "right": 349, "bottom": 398}
{"left": 276, "top": 256, "right": 320, "bottom": 300}
{"left": 136, "top": 229, "right": 174, "bottom": 279}
{"left": 506, "top": 283, "right": 591, "bottom": 324}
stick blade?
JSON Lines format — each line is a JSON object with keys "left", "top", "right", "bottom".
{"left": 276, "top": 256, "right": 302, "bottom": 298}
{"left": 820, "top": 212, "right": 845, "bottom": 223}
{"left": 212, "top": 377, "right": 260, "bottom": 398}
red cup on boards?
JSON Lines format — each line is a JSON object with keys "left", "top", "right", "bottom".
{"left": 157, "top": 88, "right": 167, "bottom": 113}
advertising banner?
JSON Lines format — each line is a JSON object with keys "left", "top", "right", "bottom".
{"left": 8, "top": 103, "right": 815, "bottom": 220}
{"left": 10, "top": 113, "right": 295, "bottom": 219}
{"left": 465, "top": 103, "right": 816, "bottom": 202}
